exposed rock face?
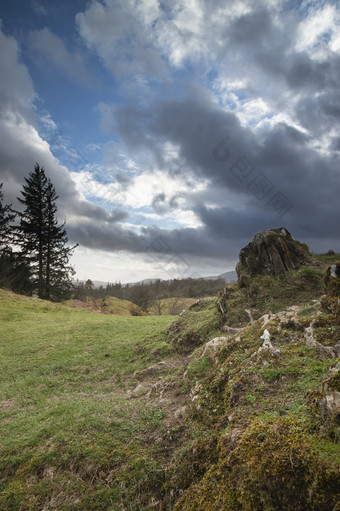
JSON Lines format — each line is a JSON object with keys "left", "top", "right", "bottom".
{"left": 236, "top": 227, "right": 308, "bottom": 287}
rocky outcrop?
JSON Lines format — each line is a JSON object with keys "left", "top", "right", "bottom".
{"left": 236, "top": 227, "right": 309, "bottom": 287}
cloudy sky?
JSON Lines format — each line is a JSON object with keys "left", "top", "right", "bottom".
{"left": 0, "top": 0, "right": 339, "bottom": 283}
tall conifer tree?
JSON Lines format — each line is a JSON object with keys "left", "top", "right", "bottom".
{"left": 0, "top": 183, "right": 31, "bottom": 293}
{"left": 17, "top": 163, "right": 76, "bottom": 300}
{"left": 0, "top": 183, "right": 16, "bottom": 250}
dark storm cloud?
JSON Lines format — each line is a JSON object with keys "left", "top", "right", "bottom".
{"left": 110, "top": 88, "right": 340, "bottom": 250}
{"left": 113, "top": 94, "right": 257, "bottom": 188}
{"left": 256, "top": 49, "right": 334, "bottom": 91}
{"left": 221, "top": 3, "right": 340, "bottom": 142}
{"left": 226, "top": 8, "right": 274, "bottom": 47}
{"left": 67, "top": 219, "right": 239, "bottom": 260}
{"left": 76, "top": 0, "right": 339, "bottom": 255}
{"left": 330, "top": 137, "right": 340, "bottom": 151}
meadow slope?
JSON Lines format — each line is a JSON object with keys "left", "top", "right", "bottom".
{"left": 0, "top": 290, "right": 181, "bottom": 510}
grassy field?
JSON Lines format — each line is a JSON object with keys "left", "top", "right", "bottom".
{"left": 0, "top": 290, "right": 180, "bottom": 510}
{"left": 1, "top": 257, "right": 339, "bottom": 511}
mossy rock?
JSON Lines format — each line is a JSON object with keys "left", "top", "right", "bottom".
{"left": 324, "top": 261, "right": 340, "bottom": 297}
{"left": 167, "top": 300, "right": 221, "bottom": 354}
{"left": 174, "top": 416, "right": 340, "bottom": 511}
{"left": 236, "top": 228, "right": 309, "bottom": 287}
{"left": 327, "top": 367, "right": 340, "bottom": 392}
{"left": 321, "top": 295, "right": 340, "bottom": 317}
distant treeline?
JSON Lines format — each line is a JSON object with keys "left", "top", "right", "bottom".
{"left": 73, "top": 277, "right": 226, "bottom": 311}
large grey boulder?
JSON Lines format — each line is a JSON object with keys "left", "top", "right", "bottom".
{"left": 236, "top": 227, "right": 309, "bottom": 287}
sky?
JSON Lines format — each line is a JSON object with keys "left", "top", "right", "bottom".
{"left": 0, "top": 0, "right": 339, "bottom": 284}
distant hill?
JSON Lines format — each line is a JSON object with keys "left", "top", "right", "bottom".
{"left": 204, "top": 270, "right": 237, "bottom": 283}
{"left": 75, "top": 271, "right": 237, "bottom": 289}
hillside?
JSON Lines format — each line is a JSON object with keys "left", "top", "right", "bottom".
{"left": 0, "top": 242, "right": 339, "bottom": 510}
{"left": 0, "top": 291, "right": 179, "bottom": 510}
{"left": 64, "top": 296, "right": 143, "bottom": 315}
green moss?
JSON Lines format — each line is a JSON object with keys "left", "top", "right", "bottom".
{"left": 321, "top": 295, "right": 340, "bottom": 316}
{"left": 220, "top": 265, "right": 325, "bottom": 322}
{"left": 326, "top": 370, "right": 340, "bottom": 392}
{"left": 324, "top": 261, "right": 340, "bottom": 297}
{"left": 260, "top": 367, "right": 282, "bottom": 383}
{"left": 167, "top": 435, "right": 219, "bottom": 496}
{"left": 174, "top": 417, "right": 340, "bottom": 511}
{"left": 167, "top": 299, "right": 221, "bottom": 353}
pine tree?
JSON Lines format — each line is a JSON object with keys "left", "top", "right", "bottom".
{"left": 0, "top": 183, "right": 16, "bottom": 250}
{"left": 0, "top": 183, "right": 31, "bottom": 293}
{"left": 17, "top": 163, "right": 77, "bottom": 301}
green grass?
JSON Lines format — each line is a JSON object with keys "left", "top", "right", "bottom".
{"left": 312, "top": 251, "right": 340, "bottom": 264}
{"left": 167, "top": 298, "right": 221, "bottom": 354}
{"left": 1, "top": 263, "right": 340, "bottom": 511}
{"left": 0, "top": 289, "right": 177, "bottom": 510}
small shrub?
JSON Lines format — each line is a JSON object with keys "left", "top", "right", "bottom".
{"left": 128, "top": 303, "right": 145, "bottom": 316}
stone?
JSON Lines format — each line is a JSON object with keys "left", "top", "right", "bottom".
{"left": 200, "top": 336, "right": 228, "bottom": 358}
{"left": 260, "top": 329, "right": 271, "bottom": 345}
{"left": 236, "top": 227, "right": 308, "bottom": 287}
{"left": 304, "top": 320, "right": 336, "bottom": 358}
{"left": 244, "top": 308, "right": 254, "bottom": 324}
{"left": 251, "top": 329, "right": 281, "bottom": 364}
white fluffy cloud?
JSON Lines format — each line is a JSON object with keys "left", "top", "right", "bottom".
{"left": 76, "top": 0, "right": 166, "bottom": 79}
{"left": 296, "top": 4, "right": 340, "bottom": 55}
